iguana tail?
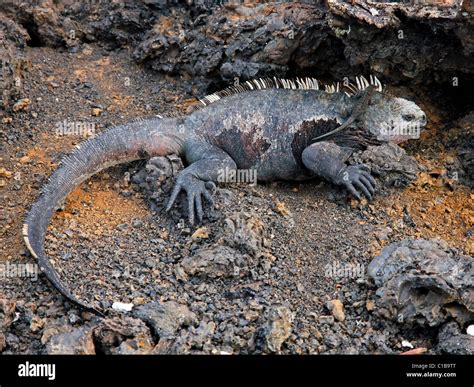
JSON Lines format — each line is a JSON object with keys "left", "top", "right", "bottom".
{"left": 23, "top": 117, "right": 185, "bottom": 315}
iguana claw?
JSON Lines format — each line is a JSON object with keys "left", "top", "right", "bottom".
{"left": 166, "top": 173, "right": 214, "bottom": 224}
{"left": 336, "top": 164, "right": 376, "bottom": 201}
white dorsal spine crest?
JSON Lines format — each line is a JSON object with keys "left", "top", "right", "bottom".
{"left": 199, "top": 75, "right": 384, "bottom": 106}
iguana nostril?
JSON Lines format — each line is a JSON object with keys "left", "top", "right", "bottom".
{"left": 402, "top": 114, "right": 415, "bottom": 122}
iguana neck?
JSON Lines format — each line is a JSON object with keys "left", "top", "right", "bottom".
{"left": 312, "top": 85, "right": 376, "bottom": 142}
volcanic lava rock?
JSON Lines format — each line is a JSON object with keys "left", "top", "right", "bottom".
{"left": 0, "top": 298, "right": 16, "bottom": 352}
{"left": 348, "top": 143, "right": 421, "bottom": 189}
{"left": 45, "top": 326, "right": 95, "bottom": 355}
{"left": 132, "top": 301, "right": 197, "bottom": 339}
{"left": 436, "top": 321, "right": 474, "bottom": 355}
{"left": 179, "top": 212, "right": 271, "bottom": 279}
{"left": 254, "top": 305, "right": 294, "bottom": 353}
{"left": 93, "top": 317, "right": 154, "bottom": 354}
{"left": 221, "top": 212, "right": 269, "bottom": 257}
{"left": 133, "top": 3, "right": 327, "bottom": 80}
{"left": 180, "top": 245, "right": 251, "bottom": 279}
{"left": 0, "top": 15, "right": 29, "bottom": 111}
{"left": 132, "top": 155, "right": 183, "bottom": 212}
{"left": 368, "top": 239, "right": 473, "bottom": 327}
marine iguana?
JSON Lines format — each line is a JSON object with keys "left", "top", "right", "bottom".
{"left": 23, "top": 75, "right": 427, "bottom": 314}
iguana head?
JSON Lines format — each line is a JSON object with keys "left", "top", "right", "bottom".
{"left": 362, "top": 91, "right": 427, "bottom": 144}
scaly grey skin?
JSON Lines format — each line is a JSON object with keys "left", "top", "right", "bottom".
{"left": 23, "top": 76, "right": 427, "bottom": 314}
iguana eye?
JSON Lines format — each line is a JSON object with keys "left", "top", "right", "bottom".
{"left": 402, "top": 114, "right": 415, "bottom": 122}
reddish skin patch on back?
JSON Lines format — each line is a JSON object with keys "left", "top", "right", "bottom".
{"left": 214, "top": 128, "right": 271, "bottom": 169}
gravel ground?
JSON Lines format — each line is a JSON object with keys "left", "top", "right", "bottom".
{"left": 0, "top": 44, "right": 472, "bottom": 354}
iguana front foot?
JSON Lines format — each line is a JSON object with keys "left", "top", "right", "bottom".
{"left": 335, "top": 164, "right": 376, "bottom": 201}
{"left": 166, "top": 173, "right": 215, "bottom": 224}
{"left": 302, "top": 141, "right": 376, "bottom": 202}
